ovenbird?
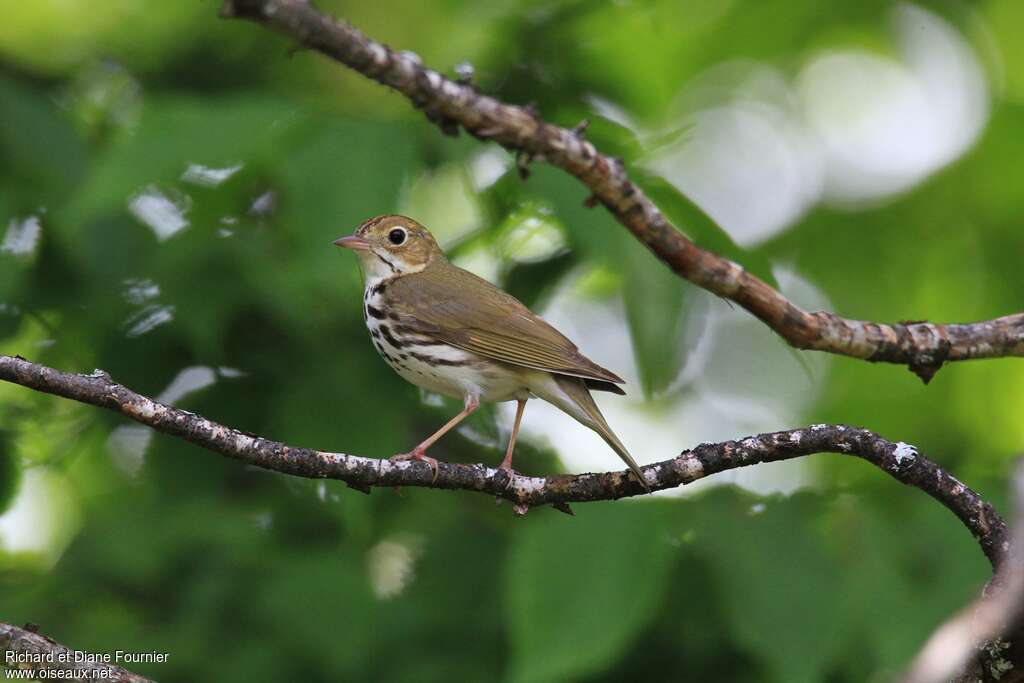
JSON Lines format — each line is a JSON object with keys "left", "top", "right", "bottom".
{"left": 334, "top": 215, "right": 648, "bottom": 489}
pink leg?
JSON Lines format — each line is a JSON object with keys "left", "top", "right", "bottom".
{"left": 498, "top": 399, "right": 527, "bottom": 474}
{"left": 392, "top": 395, "right": 479, "bottom": 482}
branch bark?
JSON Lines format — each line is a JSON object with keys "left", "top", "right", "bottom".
{"left": 218, "top": 0, "right": 1024, "bottom": 383}
{"left": 902, "top": 462, "right": 1024, "bottom": 683}
{"left": 0, "top": 354, "right": 1008, "bottom": 569}
{"left": 1, "top": 623, "right": 154, "bottom": 683}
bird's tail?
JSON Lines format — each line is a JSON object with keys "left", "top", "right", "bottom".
{"left": 548, "top": 375, "right": 650, "bottom": 490}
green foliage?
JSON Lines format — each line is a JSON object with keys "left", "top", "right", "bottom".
{"left": 622, "top": 244, "right": 688, "bottom": 398}
{"left": 691, "top": 491, "right": 846, "bottom": 682}
{"left": 0, "top": 77, "right": 88, "bottom": 208}
{"left": 506, "top": 503, "right": 674, "bottom": 683}
{"left": 0, "top": 0, "right": 1021, "bottom": 681}
{"left": 0, "top": 433, "right": 16, "bottom": 515}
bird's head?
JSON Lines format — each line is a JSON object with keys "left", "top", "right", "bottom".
{"left": 334, "top": 215, "right": 444, "bottom": 279}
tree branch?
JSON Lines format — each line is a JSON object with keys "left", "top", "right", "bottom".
{"left": 1, "top": 623, "right": 154, "bottom": 683}
{"left": 901, "top": 462, "right": 1024, "bottom": 683}
{"left": 0, "top": 354, "right": 1007, "bottom": 569}
{"left": 218, "top": 0, "right": 1024, "bottom": 383}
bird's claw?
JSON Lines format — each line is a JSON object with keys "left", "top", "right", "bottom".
{"left": 390, "top": 449, "right": 440, "bottom": 484}
{"left": 495, "top": 463, "right": 520, "bottom": 491}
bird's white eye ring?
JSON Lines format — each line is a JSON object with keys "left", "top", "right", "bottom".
{"left": 388, "top": 228, "right": 407, "bottom": 245}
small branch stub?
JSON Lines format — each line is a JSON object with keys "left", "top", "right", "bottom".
{"left": 515, "top": 150, "right": 532, "bottom": 180}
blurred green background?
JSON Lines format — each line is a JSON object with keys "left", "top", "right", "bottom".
{"left": 1, "top": 0, "right": 1023, "bottom": 681}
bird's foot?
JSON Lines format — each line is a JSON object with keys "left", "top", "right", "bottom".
{"left": 495, "top": 461, "right": 521, "bottom": 490}
{"left": 390, "top": 448, "right": 440, "bottom": 484}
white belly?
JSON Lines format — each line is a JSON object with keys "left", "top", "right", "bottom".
{"left": 362, "top": 281, "right": 527, "bottom": 402}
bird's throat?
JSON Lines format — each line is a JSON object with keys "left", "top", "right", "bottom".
{"left": 357, "top": 248, "right": 427, "bottom": 280}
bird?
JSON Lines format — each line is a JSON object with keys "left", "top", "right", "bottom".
{"left": 334, "top": 214, "right": 648, "bottom": 490}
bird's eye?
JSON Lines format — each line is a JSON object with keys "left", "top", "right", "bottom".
{"left": 388, "top": 228, "right": 407, "bottom": 245}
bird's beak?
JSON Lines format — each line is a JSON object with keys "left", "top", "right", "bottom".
{"left": 333, "top": 235, "right": 370, "bottom": 251}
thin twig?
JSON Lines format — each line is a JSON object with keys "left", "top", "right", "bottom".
{"left": 0, "top": 354, "right": 1007, "bottom": 568}
{"left": 218, "top": 0, "right": 1024, "bottom": 382}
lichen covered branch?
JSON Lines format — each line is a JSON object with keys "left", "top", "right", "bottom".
{"left": 219, "top": 0, "right": 1024, "bottom": 382}
{"left": 901, "top": 463, "right": 1024, "bottom": 683}
{"left": 0, "top": 354, "right": 1008, "bottom": 569}
{"left": 0, "top": 623, "right": 154, "bottom": 683}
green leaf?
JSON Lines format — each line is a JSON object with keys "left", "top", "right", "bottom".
{"left": 0, "top": 76, "right": 88, "bottom": 208}
{"left": 503, "top": 250, "right": 578, "bottom": 310}
{"left": 823, "top": 489, "right": 987, "bottom": 673}
{"left": 494, "top": 202, "right": 576, "bottom": 308}
{"left": 259, "top": 550, "right": 380, "bottom": 677}
{"left": 507, "top": 502, "right": 675, "bottom": 683}
{"left": 622, "top": 243, "right": 688, "bottom": 398}
{"left": 0, "top": 433, "right": 17, "bottom": 515}
{"left": 690, "top": 489, "right": 846, "bottom": 683}
{"left": 61, "top": 94, "right": 305, "bottom": 227}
